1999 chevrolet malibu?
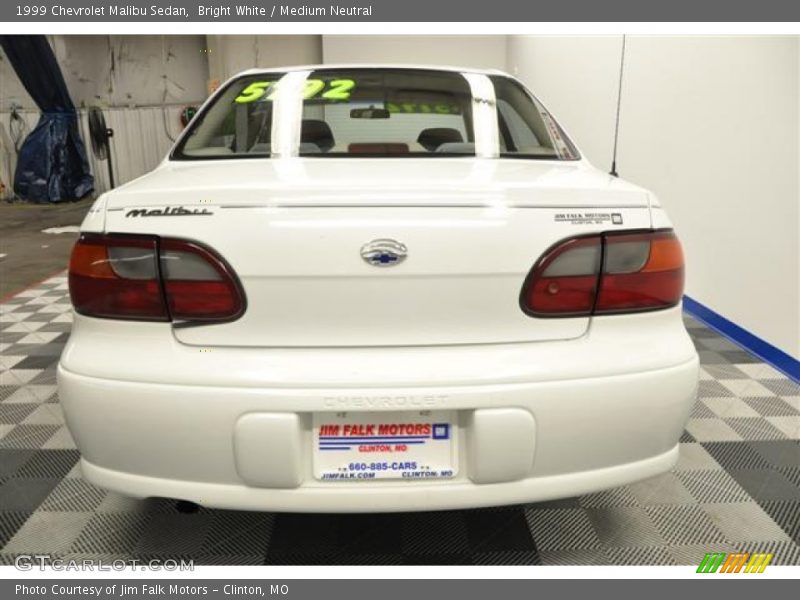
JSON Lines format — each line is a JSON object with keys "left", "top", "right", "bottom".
{"left": 58, "top": 66, "right": 699, "bottom": 512}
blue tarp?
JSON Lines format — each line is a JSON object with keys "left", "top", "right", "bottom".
{"left": 0, "top": 35, "right": 94, "bottom": 203}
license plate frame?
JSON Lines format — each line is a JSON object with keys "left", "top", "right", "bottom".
{"left": 312, "top": 411, "right": 457, "bottom": 481}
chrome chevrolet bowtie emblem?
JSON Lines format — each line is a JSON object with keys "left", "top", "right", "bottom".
{"left": 360, "top": 239, "right": 407, "bottom": 267}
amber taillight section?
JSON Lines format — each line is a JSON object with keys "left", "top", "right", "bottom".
{"left": 521, "top": 229, "right": 684, "bottom": 317}
{"left": 69, "top": 234, "right": 245, "bottom": 322}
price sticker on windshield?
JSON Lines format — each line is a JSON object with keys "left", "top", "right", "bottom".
{"left": 234, "top": 79, "right": 356, "bottom": 103}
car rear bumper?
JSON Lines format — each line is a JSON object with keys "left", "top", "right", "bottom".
{"left": 58, "top": 306, "right": 698, "bottom": 512}
{"left": 78, "top": 445, "right": 680, "bottom": 513}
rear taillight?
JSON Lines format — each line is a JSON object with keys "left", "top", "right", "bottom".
{"left": 521, "top": 229, "right": 684, "bottom": 317}
{"left": 69, "top": 235, "right": 167, "bottom": 320}
{"left": 159, "top": 238, "right": 244, "bottom": 321}
{"left": 595, "top": 231, "right": 684, "bottom": 314}
{"left": 69, "top": 234, "right": 245, "bottom": 322}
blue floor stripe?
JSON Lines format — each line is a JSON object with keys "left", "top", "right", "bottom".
{"left": 683, "top": 295, "right": 800, "bottom": 383}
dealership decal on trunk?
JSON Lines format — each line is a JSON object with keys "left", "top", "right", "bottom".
{"left": 554, "top": 212, "right": 624, "bottom": 225}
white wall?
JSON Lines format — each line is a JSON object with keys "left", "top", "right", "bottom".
{"left": 322, "top": 36, "right": 507, "bottom": 71}
{"left": 0, "top": 36, "right": 209, "bottom": 110}
{"left": 207, "top": 35, "right": 323, "bottom": 83}
{"left": 510, "top": 36, "right": 800, "bottom": 359}
{"left": 0, "top": 46, "right": 35, "bottom": 111}
{"left": 56, "top": 35, "right": 209, "bottom": 107}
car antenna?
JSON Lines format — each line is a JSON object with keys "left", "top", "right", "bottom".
{"left": 610, "top": 35, "right": 626, "bottom": 178}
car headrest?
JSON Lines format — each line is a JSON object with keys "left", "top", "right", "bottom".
{"left": 301, "top": 120, "right": 335, "bottom": 152}
{"left": 417, "top": 128, "right": 464, "bottom": 151}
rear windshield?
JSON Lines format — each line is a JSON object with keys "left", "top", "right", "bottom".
{"left": 173, "top": 68, "right": 579, "bottom": 160}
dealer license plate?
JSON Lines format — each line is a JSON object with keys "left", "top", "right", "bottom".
{"left": 312, "top": 411, "right": 457, "bottom": 481}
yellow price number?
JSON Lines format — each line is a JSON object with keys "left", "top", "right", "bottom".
{"left": 321, "top": 79, "right": 355, "bottom": 100}
{"left": 234, "top": 78, "right": 356, "bottom": 103}
{"left": 234, "top": 81, "right": 275, "bottom": 104}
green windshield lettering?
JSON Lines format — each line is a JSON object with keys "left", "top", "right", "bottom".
{"left": 234, "top": 81, "right": 274, "bottom": 103}
{"left": 322, "top": 79, "right": 356, "bottom": 100}
{"left": 235, "top": 78, "right": 356, "bottom": 103}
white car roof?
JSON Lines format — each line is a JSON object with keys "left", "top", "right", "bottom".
{"left": 234, "top": 64, "right": 512, "bottom": 77}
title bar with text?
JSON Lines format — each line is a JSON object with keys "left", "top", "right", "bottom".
{"left": 5, "top": 0, "right": 800, "bottom": 22}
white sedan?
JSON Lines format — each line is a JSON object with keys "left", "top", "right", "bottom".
{"left": 58, "top": 65, "right": 698, "bottom": 512}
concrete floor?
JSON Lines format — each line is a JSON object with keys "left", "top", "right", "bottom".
{"left": 0, "top": 197, "right": 94, "bottom": 299}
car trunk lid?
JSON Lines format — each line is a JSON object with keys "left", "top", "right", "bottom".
{"left": 103, "top": 158, "right": 652, "bottom": 347}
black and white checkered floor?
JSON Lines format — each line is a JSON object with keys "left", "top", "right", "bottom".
{"left": 1, "top": 274, "right": 798, "bottom": 566}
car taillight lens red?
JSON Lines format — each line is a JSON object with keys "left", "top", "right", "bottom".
{"left": 69, "top": 234, "right": 245, "bottom": 322}
{"left": 595, "top": 231, "right": 685, "bottom": 313}
{"left": 521, "top": 229, "right": 684, "bottom": 317}
{"left": 159, "top": 238, "right": 244, "bottom": 321}
{"left": 69, "top": 236, "right": 167, "bottom": 320}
